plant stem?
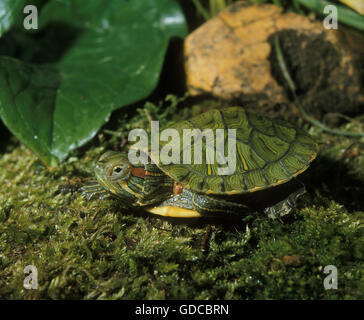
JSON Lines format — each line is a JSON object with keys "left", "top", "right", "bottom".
{"left": 192, "top": 0, "right": 211, "bottom": 20}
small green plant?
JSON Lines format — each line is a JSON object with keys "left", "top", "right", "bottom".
{"left": 296, "top": 0, "right": 364, "bottom": 31}
{"left": 192, "top": 0, "right": 290, "bottom": 20}
{"left": 192, "top": 0, "right": 235, "bottom": 20}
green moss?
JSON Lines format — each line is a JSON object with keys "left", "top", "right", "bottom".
{"left": 0, "top": 98, "right": 363, "bottom": 299}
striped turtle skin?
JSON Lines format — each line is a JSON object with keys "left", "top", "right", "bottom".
{"left": 156, "top": 107, "right": 318, "bottom": 195}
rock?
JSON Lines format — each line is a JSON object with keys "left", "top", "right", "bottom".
{"left": 184, "top": 1, "right": 364, "bottom": 117}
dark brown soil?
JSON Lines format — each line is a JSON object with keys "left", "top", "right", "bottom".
{"left": 268, "top": 29, "right": 364, "bottom": 118}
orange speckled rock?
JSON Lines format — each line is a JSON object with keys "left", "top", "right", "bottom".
{"left": 184, "top": 1, "right": 364, "bottom": 116}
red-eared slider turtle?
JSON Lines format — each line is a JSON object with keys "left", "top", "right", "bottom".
{"left": 83, "top": 107, "right": 318, "bottom": 219}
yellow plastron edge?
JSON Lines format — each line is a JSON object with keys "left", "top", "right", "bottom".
{"left": 146, "top": 206, "right": 202, "bottom": 218}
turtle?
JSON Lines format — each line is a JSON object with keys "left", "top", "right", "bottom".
{"left": 82, "top": 107, "right": 318, "bottom": 219}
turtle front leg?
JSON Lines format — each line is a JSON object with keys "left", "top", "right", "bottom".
{"left": 146, "top": 188, "right": 256, "bottom": 218}
{"left": 146, "top": 188, "right": 202, "bottom": 218}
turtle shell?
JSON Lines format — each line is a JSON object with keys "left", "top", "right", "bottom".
{"left": 155, "top": 107, "right": 318, "bottom": 195}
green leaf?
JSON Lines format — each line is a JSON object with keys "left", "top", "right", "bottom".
{"left": 0, "top": 0, "right": 187, "bottom": 165}
{"left": 0, "top": 0, "right": 27, "bottom": 36}
{"left": 0, "top": 57, "right": 59, "bottom": 166}
{"left": 297, "top": 0, "right": 364, "bottom": 31}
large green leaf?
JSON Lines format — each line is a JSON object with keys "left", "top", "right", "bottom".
{"left": 0, "top": 0, "right": 187, "bottom": 165}
{"left": 0, "top": 0, "right": 27, "bottom": 36}
{"left": 0, "top": 58, "right": 59, "bottom": 165}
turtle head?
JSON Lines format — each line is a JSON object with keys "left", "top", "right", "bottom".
{"left": 95, "top": 151, "right": 131, "bottom": 183}
{"left": 92, "top": 151, "right": 138, "bottom": 205}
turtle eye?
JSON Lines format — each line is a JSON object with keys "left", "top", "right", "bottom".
{"left": 108, "top": 164, "right": 130, "bottom": 181}
{"left": 113, "top": 166, "right": 122, "bottom": 173}
{"left": 111, "top": 165, "right": 123, "bottom": 176}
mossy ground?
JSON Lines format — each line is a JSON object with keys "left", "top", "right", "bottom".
{"left": 0, "top": 97, "right": 363, "bottom": 299}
